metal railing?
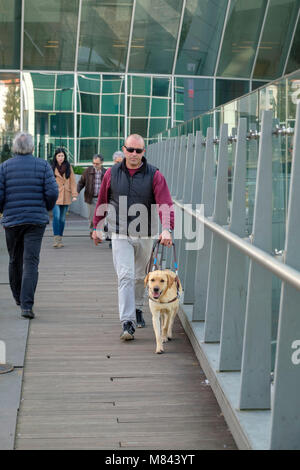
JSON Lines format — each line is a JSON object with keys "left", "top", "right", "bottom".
{"left": 147, "top": 99, "right": 300, "bottom": 450}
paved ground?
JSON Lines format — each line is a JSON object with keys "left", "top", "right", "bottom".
{"left": 3, "top": 214, "right": 237, "bottom": 450}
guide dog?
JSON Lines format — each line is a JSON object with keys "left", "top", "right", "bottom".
{"left": 144, "top": 270, "right": 182, "bottom": 354}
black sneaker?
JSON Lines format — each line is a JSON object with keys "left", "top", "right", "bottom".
{"left": 136, "top": 309, "right": 146, "bottom": 328}
{"left": 21, "top": 310, "right": 35, "bottom": 319}
{"left": 120, "top": 321, "right": 135, "bottom": 341}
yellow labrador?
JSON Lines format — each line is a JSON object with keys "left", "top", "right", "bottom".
{"left": 144, "top": 270, "right": 182, "bottom": 354}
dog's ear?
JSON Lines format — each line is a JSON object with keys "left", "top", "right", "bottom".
{"left": 167, "top": 274, "right": 174, "bottom": 289}
{"left": 144, "top": 273, "right": 150, "bottom": 287}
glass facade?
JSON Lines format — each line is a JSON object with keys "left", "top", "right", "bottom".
{"left": 0, "top": 0, "right": 299, "bottom": 164}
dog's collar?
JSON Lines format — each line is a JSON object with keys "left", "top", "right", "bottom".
{"left": 149, "top": 295, "right": 179, "bottom": 304}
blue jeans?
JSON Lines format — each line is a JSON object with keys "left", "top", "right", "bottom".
{"left": 52, "top": 205, "right": 69, "bottom": 236}
{"left": 5, "top": 224, "right": 46, "bottom": 311}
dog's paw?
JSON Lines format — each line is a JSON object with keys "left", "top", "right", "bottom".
{"left": 162, "top": 335, "right": 168, "bottom": 343}
{"left": 155, "top": 348, "right": 164, "bottom": 354}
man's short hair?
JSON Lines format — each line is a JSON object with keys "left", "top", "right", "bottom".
{"left": 93, "top": 154, "right": 104, "bottom": 162}
{"left": 12, "top": 132, "right": 34, "bottom": 155}
{"left": 112, "top": 151, "right": 124, "bottom": 161}
{"left": 124, "top": 134, "right": 145, "bottom": 148}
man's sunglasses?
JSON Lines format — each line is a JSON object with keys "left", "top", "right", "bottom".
{"left": 124, "top": 146, "right": 144, "bottom": 154}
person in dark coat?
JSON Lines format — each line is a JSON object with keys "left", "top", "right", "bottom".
{"left": 0, "top": 132, "right": 58, "bottom": 319}
{"left": 77, "top": 154, "right": 106, "bottom": 237}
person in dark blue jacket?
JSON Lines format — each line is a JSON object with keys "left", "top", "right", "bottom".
{"left": 0, "top": 132, "right": 58, "bottom": 319}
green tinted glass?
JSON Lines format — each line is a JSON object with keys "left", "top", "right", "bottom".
{"left": 175, "top": 0, "right": 228, "bottom": 75}
{"left": 128, "top": 76, "right": 151, "bottom": 95}
{"left": 129, "top": 118, "right": 148, "bottom": 136}
{"left": 34, "top": 90, "right": 55, "bottom": 111}
{"left": 128, "top": 0, "right": 183, "bottom": 73}
{"left": 253, "top": 0, "right": 300, "bottom": 80}
{"left": 78, "top": 0, "right": 133, "bottom": 72}
{"left": 217, "top": 0, "right": 268, "bottom": 78}
{"left": 23, "top": 0, "right": 79, "bottom": 70}
{"left": 216, "top": 79, "right": 249, "bottom": 107}
{"left": 174, "top": 78, "right": 213, "bottom": 122}
{"left": 102, "top": 94, "right": 124, "bottom": 114}
{"left": 151, "top": 98, "right": 169, "bottom": 117}
{"left": 0, "top": 0, "right": 21, "bottom": 69}
{"left": 100, "top": 139, "right": 122, "bottom": 160}
{"left": 286, "top": 18, "right": 300, "bottom": 74}
{"left": 129, "top": 97, "right": 150, "bottom": 117}
{"left": 78, "top": 139, "right": 99, "bottom": 161}
{"left": 101, "top": 116, "right": 120, "bottom": 137}
{"left": 78, "top": 115, "right": 99, "bottom": 138}
{"left": 149, "top": 118, "right": 169, "bottom": 136}
{"left": 152, "top": 78, "right": 171, "bottom": 97}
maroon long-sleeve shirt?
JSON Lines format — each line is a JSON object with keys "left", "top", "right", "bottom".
{"left": 93, "top": 166, "right": 175, "bottom": 231}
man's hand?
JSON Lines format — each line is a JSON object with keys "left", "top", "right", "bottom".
{"left": 92, "top": 229, "right": 103, "bottom": 246}
{"left": 159, "top": 229, "right": 172, "bottom": 247}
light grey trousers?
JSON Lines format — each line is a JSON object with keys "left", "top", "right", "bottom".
{"left": 87, "top": 198, "right": 98, "bottom": 230}
{"left": 112, "top": 235, "right": 154, "bottom": 327}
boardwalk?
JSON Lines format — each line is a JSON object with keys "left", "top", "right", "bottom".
{"left": 12, "top": 215, "right": 236, "bottom": 450}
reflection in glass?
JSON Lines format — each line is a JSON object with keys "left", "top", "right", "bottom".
{"left": 78, "top": 0, "right": 133, "bottom": 72}
{"left": 175, "top": 0, "right": 228, "bottom": 76}
{"left": 77, "top": 74, "right": 125, "bottom": 163}
{"left": 253, "top": 0, "right": 300, "bottom": 80}
{"left": 216, "top": 79, "right": 249, "bottom": 107}
{"left": 217, "top": 0, "right": 268, "bottom": 78}
{"left": 0, "top": 73, "right": 20, "bottom": 163}
{"left": 23, "top": 0, "right": 79, "bottom": 70}
{"left": 23, "top": 73, "right": 75, "bottom": 161}
{"left": 286, "top": 16, "right": 300, "bottom": 74}
{"left": 127, "top": 76, "right": 171, "bottom": 143}
{"left": 0, "top": 0, "right": 21, "bottom": 69}
{"left": 174, "top": 78, "right": 213, "bottom": 125}
{"left": 128, "top": 0, "right": 183, "bottom": 73}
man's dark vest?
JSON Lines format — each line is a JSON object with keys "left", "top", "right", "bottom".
{"left": 107, "top": 157, "right": 158, "bottom": 236}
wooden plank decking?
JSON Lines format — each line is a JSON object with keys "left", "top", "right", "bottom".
{"left": 15, "top": 214, "right": 237, "bottom": 450}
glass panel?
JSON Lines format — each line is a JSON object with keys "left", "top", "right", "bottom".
{"left": 101, "top": 116, "right": 121, "bottom": 137}
{"left": 151, "top": 98, "right": 169, "bottom": 117}
{"left": 174, "top": 78, "right": 213, "bottom": 124}
{"left": 78, "top": 115, "right": 99, "bottom": 138}
{"left": 253, "top": 0, "right": 300, "bottom": 80}
{"left": 78, "top": 0, "right": 133, "bottom": 72}
{"left": 252, "top": 80, "right": 269, "bottom": 91}
{"left": 175, "top": 0, "right": 228, "bottom": 75}
{"left": 129, "top": 118, "right": 148, "bottom": 136}
{"left": 217, "top": 0, "right": 268, "bottom": 78}
{"left": 216, "top": 79, "right": 249, "bottom": 107}
{"left": 130, "top": 97, "right": 150, "bottom": 117}
{"left": 100, "top": 139, "right": 123, "bottom": 162}
{"left": 286, "top": 16, "right": 300, "bottom": 74}
{"left": 128, "top": 76, "right": 151, "bottom": 95}
{"left": 128, "top": 0, "right": 183, "bottom": 73}
{"left": 23, "top": 0, "right": 79, "bottom": 70}
{"left": 149, "top": 118, "right": 169, "bottom": 136}
{"left": 22, "top": 73, "right": 75, "bottom": 161}
{"left": 77, "top": 74, "right": 125, "bottom": 163}
{"left": 0, "top": 0, "right": 21, "bottom": 69}
{"left": 0, "top": 73, "right": 20, "bottom": 163}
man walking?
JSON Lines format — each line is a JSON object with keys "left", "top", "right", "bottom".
{"left": 77, "top": 154, "right": 106, "bottom": 237}
{"left": 92, "top": 134, "right": 174, "bottom": 340}
{"left": 0, "top": 132, "right": 58, "bottom": 319}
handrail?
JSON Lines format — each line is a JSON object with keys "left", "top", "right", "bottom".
{"left": 174, "top": 199, "right": 300, "bottom": 291}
